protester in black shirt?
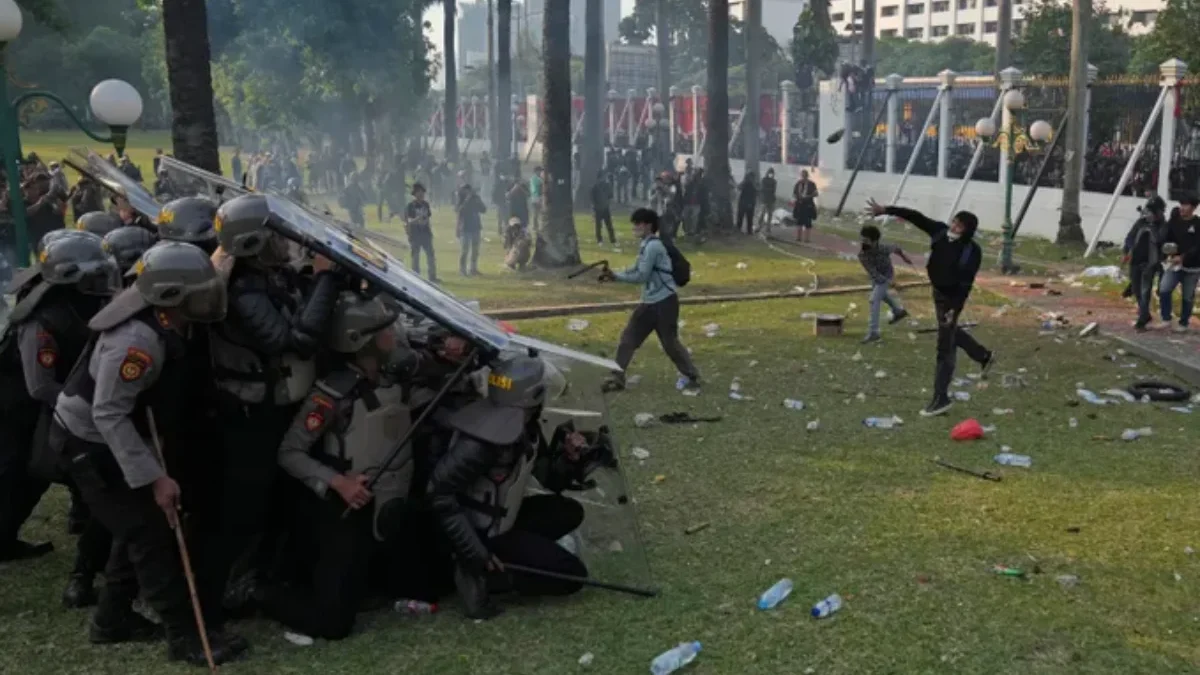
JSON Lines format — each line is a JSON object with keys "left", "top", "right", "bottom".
{"left": 736, "top": 172, "right": 758, "bottom": 235}
{"left": 405, "top": 183, "right": 438, "bottom": 282}
{"left": 1160, "top": 192, "right": 1200, "bottom": 332}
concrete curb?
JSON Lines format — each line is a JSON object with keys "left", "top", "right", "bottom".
{"left": 1106, "top": 333, "right": 1200, "bottom": 388}
{"left": 484, "top": 280, "right": 931, "bottom": 321}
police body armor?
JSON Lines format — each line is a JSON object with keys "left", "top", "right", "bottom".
{"left": 209, "top": 321, "right": 316, "bottom": 405}
{"left": 461, "top": 435, "right": 536, "bottom": 538}
{"left": 313, "top": 369, "right": 413, "bottom": 540}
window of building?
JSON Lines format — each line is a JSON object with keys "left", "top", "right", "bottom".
{"left": 854, "top": 10, "right": 864, "bottom": 18}
{"left": 932, "top": 25, "right": 949, "bottom": 36}
{"left": 906, "top": 27, "right": 924, "bottom": 38}
{"left": 932, "top": 1, "right": 950, "bottom": 12}
{"left": 984, "top": 20, "right": 998, "bottom": 33}
{"left": 957, "top": 0, "right": 977, "bottom": 9}
{"left": 881, "top": 28, "right": 899, "bottom": 37}
{"left": 985, "top": 0, "right": 997, "bottom": 6}
{"left": 1013, "top": 19, "right": 1024, "bottom": 33}
{"left": 881, "top": 5, "right": 898, "bottom": 16}
{"left": 956, "top": 22, "right": 974, "bottom": 35}
{"left": 831, "top": 11, "right": 845, "bottom": 21}
{"left": 907, "top": 3, "right": 924, "bottom": 14}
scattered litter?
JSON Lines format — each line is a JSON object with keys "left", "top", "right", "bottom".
{"left": 567, "top": 319, "right": 590, "bottom": 332}
{"left": 966, "top": 373, "right": 981, "bottom": 381}
{"left": 394, "top": 599, "right": 438, "bottom": 615}
{"left": 855, "top": 392, "right": 867, "bottom": 402}
{"left": 1040, "top": 312, "right": 1070, "bottom": 330}
{"left": 951, "top": 419, "right": 985, "bottom": 441}
{"left": 1170, "top": 406, "right": 1193, "bottom": 414}
{"left": 684, "top": 522, "right": 710, "bottom": 535}
{"left": 736, "top": 262, "right": 749, "bottom": 270}
{"left": 931, "top": 456, "right": 1002, "bottom": 481}
{"left": 1120, "top": 427, "right": 1153, "bottom": 441}
{"left": 992, "top": 408, "right": 1014, "bottom": 415}
{"left": 1186, "top": 546, "right": 1195, "bottom": 556}
{"left": 1080, "top": 265, "right": 1124, "bottom": 281}
{"left": 992, "top": 565, "right": 1027, "bottom": 578}
{"left": 607, "top": 540, "right": 624, "bottom": 553}
{"left": 631, "top": 447, "right": 651, "bottom": 461}
{"left": 837, "top": 252, "right": 856, "bottom": 261}
{"left": 634, "top": 413, "right": 658, "bottom": 428}
{"left": 806, "top": 419, "right": 821, "bottom": 431}
{"left": 875, "top": 370, "right": 888, "bottom": 379}
{"left": 992, "top": 305, "right": 1010, "bottom": 318}
{"left": 532, "top": 281, "right": 548, "bottom": 287}
{"left": 953, "top": 391, "right": 972, "bottom": 402}
{"left": 652, "top": 475, "right": 667, "bottom": 484}
{"left": 703, "top": 323, "right": 720, "bottom": 337}
{"left": 864, "top": 416, "right": 902, "bottom": 429}
{"left": 651, "top": 642, "right": 702, "bottom": 675}
{"left": 981, "top": 424, "right": 997, "bottom": 434}
{"left": 800, "top": 312, "right": 818, "bottom": 320}
{"left": 729, "top": 391, "right": 754, "bottom": 401}
{"left": 626, "top": 374, "right": 643, "bottom": 387}
{"left": 909, "top": 319, "right": 920, "bottom": 327}
{"left": 681, "top": 388, "right": 700, "bottom": 397}
{"left": 783, "top": 398, "right": 806, "bottom": 411}
{"left": 1069, "top": 417, "right": 1079, "bottom": 428}
{"left": 811, "top": 594, "right": 843, "bottom": 619}
{"left": 1002, "top": 374, "right": 1028, "bottom": 388}
{"left": 1174, "top": 571, "right": 1183, "bottom": 582}
{"left": 1079, "top": 322, "right": 1099, "bottom": 338}
{"left": 284, "top": 632, "right": 314, "bottom": 647}
{"left": 908, "top": 332, "right": 917, "bottom": 340}
{"left": 757, "top": 578, "right": 795, "bottom": 610}
{"left": 1102, "top": 388, "right": 1137, "bottom": 403}
{"left": 1077, "top": 389, "right": 1113, "bottom": 405}
{"left": 1018, "top": 368, "right": 1028, "bottom": 374}
{"left": 847, "top": 303, "right": 858, "bottom": 311}
{"left": 1056, "top": 574, "right": 1080, "bottom": 589}
{"left": 579, "top": 652, "right": 595, "bottom": 667}
{"left": 952, "top": 378, "right": 969, "bottom": 387}
{"left": 994, "top": 453, "right": 1032, "bottom": 468}
{"left": 749, "top": 360, "right": 759, "bottom": 367}
{"left": 851, "top": 351, "right": 864, "bottom": 362}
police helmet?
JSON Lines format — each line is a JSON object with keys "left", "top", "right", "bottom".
{"left": 35, "top": 228, "right": 91, "bottom": 255}
{"left": 214, "top": 193, "right": 272, "bottom": 257}
{"left": 157, "top": 196, "right": 218, "bottom": 246}
{"left": 329, "top": 292, "right": 400, "bottom": 354}
{"left": 39, "top": 232, "right": 121, "bottom": 296}
{"left": 133, "top": 242, "right": 227, "bottom": 323}
{"left": 75, "top": 211, "right": 123, "bottom": 238}
{"left": 102, "top": 226, "right": 158, "bottom": 274}
{"left": 486, "top": 355, "right": 547, "bottom": 410}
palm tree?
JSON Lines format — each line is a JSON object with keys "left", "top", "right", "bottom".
{"left": 444, "top": 0, "right": 459, "bottom": 164}
{"left": 161, "top": 0, "right": 221, "bottom": 173}
{"left": 704, "top": 0, "right": 733, "bottom": 231}
{"left": 576, "top": 0, "right": 604, "bottom": 205}
{"left": 1058, "top": 0, "right": 1089, "bottom": 244}
{"left": 539, "top": 0, "right": 580, "bottom": 267}
{"left": 496, "top": 0, "right": 513, "bottom": 171}
{"left": 656, "top": 0, "right": 670, "bottom": 107}
{"left": 744, "top": 0, "right": 761, "bottom": 174}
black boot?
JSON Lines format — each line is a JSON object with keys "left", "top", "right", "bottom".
{"left": 455, "top": 564, "right": 503, "bottom": 621}
{"left": 166, "top": 630, "right": 246, "bottom": 667}
{"left": 89, "top": 611, "right": 165, "bottom": 644}
{"left": 67, "top": 496, "right": 88, "bottom": 536}
{"left": 62, "top": 573, "right": 98, "bottom": 609}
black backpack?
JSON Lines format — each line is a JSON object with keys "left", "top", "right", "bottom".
{"left": 663, "top": 240, "right": 691, "bottom": 288}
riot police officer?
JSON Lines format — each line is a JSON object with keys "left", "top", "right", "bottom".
{"left": 427, "top": 355, "right": 590, "bottom": 620}
{"left": 194, "top": 193, "right": 340, "bottom": 636}
{"left": 156, "top": 196, "right": 219, "bottom": 254}
{"left": 262, "top": 291, "right": 409, "bottom": 639}
{"left": 102, "top": 226, "right": 159, "bottom": 276}
{"left": 75, "top": 211, "right": 124, "bottom": 238}
{"left": 8, "top": 233, "right": 120, "bottom": 606}
{"left": 52, "top": 242, "right": 243, "bottom": 664}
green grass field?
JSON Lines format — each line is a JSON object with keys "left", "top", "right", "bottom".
{"left": 3, "top": 131, "right": 1199, "bottom": 674}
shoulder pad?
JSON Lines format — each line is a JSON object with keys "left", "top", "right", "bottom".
{"left": 316, "top": 368, "right": 364, "bottom": 400}
{"left": 7, "top": 281, "right": 52, "bottom": 325}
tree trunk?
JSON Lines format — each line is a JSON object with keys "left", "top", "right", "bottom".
{"left": 161, "top": 0, "right": 221, "bottom": 173}
{"left": 576, "top": 0, "right": 604, "bottom": 205}
{"left": 656, "top": 0, "right": 670, "bottom": 115}
{"left": 861, "top": 0, "right": 876, "bottom": 67}
{"left": 704, "top": 0, "right": 733, "bottom": 232}
{"left": 444, "top": 0, "right": 459, "bottom": 163}
{"left": 497, "top": 0, "right": 513, "bottom": 169}
{"left": 995, "top": 0, "right": 1012, "bottom": 72}
{"left": 539, "top": 0, "right": 580, "bottom": 268}
{"left": 744, "top": 0, "right": 761, "bottom": 176}
{"left": 1058, "top": 0, "right": 1089, "bottom": 245}
{"left": 487, "top": 0, "right": 496, "bottom": 152}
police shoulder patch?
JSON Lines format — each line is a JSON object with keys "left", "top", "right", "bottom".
{"left": 304, "top": 410, "right": 325, "bottom": 433}
{"left": 119, "top": 347, "right": 153, "bottom": 383}
{"left": 37, "top": 348, "right": 57, "bottom": 369}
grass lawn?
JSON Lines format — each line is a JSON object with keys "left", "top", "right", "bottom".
{"left": 5, "top": 131, "right": 1199, "bottom": 674}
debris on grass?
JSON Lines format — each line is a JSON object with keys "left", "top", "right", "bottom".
{"left": 951, "top": 419, "right": 985, "bottom": 441}
{"left": 953, "top": 391, "right": 972, "bottom": 402}
{"left": 626, "top": 374, "right": 643, "bottom": 387}
{"left": 749, "top": 360, "right": 760, "bottom": 367}
{"left": 1102, "top": 388, "right": 1138, "bottom": 403}
{"left": 806, "top": 419, "right": 821, "bottom": 431}
{"left": 1069, "top": 417, "right": 1079, "bottom": 428}
{"left": 908, "top": 332, "right": 917, "bottom": 340}
{"left": 1120, "top": 427, "right": 1153, "bottom": 441}
{"left": 993, "top": 305, "right": 1010, "bottom": 318}
{"left": 578, "top": 652, "right": 595, "bottom": 667}
{"left": 634, "top": 413, "right": 658, "bottom": 428}
{"left": 1174, "top": 571, "right": 1183, "bottom": 582}
{"left": 864, "top": 416, "right": 902, "bottom": 429}
{"left": 851, "top": 351, "right": 863, "bottom": 362}
{"left": 1185, "top": 546, "right": 1195, "bottom": 556}
{"left": 567, "top": 318, "right": 590, "bottom": 332}
{"left": 685, "top": 522, "right": 711, "bottom": 535}
{"left": 631, "top": 447, "right": 651, "bottom": 461}
{"left": 757, "top": 578, "right": 795, "bottom": 610}
{"left": 652, "top": 475, "right": 667, "bottom": 484}
{"left": 703, "top": 323, "right": 720, "bottom": 338}
{"left": 532, "top": 281, "right": 548, "bottom": 287}
{"left": 992, "top": 408, "right": 1014, "bottom": 415}
{"left": 855, "top": 392, "right": 867, "bottom": 402}
{"left": 994, "top": 453, "right": 1032, "bottom": 468}
{"left": 284, "top": 632, "right": 314, "bottom": 647}
{"left": 1079, "top": 322, "right": 1099, "bottom": 338}
{"left": 1056, "top": 574, "right": 1080, "bottom": 589}
{"left": 992, "top": 565, "right": 1027, "bottom": 578}
{"left": 736, "top": 261, "right": 749, "bottom": 270}
{"left": 981, "top": 424, "right": 997, "bottom": 434}
{"left": 783, "top": 398, "right": 806, "bottom": 411}
{"left": 1077, "top": 389, "right": 1113, "bottom": 405}
{"left": 875, "top": 370, "right": 888, "bottom": 379}
{"left": 1080, "top": 265, "right": 1124, "bottom": 281}
{"left": 1170, "top": 406, "right": 1193, "bottom": 414}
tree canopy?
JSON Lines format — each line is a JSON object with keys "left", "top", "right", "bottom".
{"left": 790, "top": 0, "right": 838, "bottom": 86}
{"left": 1012, "top": 0, "right": 1133, "bottom": 76}
{"left": 874, "top": 36, "right": 995, "bottom": 77}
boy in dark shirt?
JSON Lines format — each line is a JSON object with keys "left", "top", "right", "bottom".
{"left": 404, "top": 183, "right": 438, "bottom": 282}
{"left": 1160, "top": 193, "right": 1200, "bottom": 332}
{"left": 858, "top": 225, "right": 912, "bottom": 343}
{"left": 455, "top": 184, "right": 487, "bottom": 276}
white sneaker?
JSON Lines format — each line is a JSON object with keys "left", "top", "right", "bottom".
{"left": 1173, "top": 323, "right": 1189, "bottom": 334}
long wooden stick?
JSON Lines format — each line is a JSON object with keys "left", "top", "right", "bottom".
{"left": 147, "top": 409, "right": 218, "bottom": 674}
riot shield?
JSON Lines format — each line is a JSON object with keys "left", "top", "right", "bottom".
{"left": 533, "top": 358, "right": 656, "bottom": 594}
{"left": 66, "top": 148, "right": 161, "bottom": 221}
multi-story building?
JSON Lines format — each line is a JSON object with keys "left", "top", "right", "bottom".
{"left": 826, "top": 0, "right": 1164, "bottom": 45}
{"left": 523, "top": 0, "right": 622, "bottom": 56}
{"left": 729, "top": 0, "right": 811, "bottom": 47}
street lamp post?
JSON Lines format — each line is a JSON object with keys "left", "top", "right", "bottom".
{"left": 975, "top": 89, "right": 1049, "bottom": 274}
{"left": 0, "top": 0, "right": 142, "bottom": 265}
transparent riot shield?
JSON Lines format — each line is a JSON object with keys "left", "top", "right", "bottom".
{"left": 157, "top": 155, "right": 247, "bottom": 204}
{"left": 66, "top": 148, "right": 161, "bottom": 221}
{"left": 532, "top": 357, "right": 656, "bottom": 595}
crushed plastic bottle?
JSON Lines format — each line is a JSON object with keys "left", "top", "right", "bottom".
{"left": 650, "top": 641, "right": 702, "bottom": 675}
{"left": 579, "top": 652, "right": 595, "bottom": 667}
{"left": 757, "top": 578, "right": 794, "bottom": 610}
{"left": 1121, "top": 427, "right": 1153, "bottom": 441}
{"left": 1076, "top": 389, "right": 1110, "bottom": 405}
{"left": 806, "top": 419, "right": 821, "bottom": 432}
{"left": 634, "top": 413, "right": 658, "bottom": 428}
{"left": 993, "top": 453, "right": 1032, "bottom": 468}
{"left": 863, "top": 416, "right": 898, "bottom": 429}
{"left": 1068, "top": 417, "right": 1079, "bottom": 428}
{"left": 811, "top": 594, "right": 843, "bottom": 619}
{"left": 393, "top": 599, "right": 438, "bottom": 615}
{"left": 783, "top": 399, "right": 806, "bottom": 411}
{"left": 953, "top": 391, "right": 972, "bottom": 402}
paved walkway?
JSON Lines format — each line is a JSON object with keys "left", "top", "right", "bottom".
{"left": 769, "top": 227, "right": 1200, "bottom": 386}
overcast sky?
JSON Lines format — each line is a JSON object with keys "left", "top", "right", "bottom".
{"left": 424, "top": 0, "right": 638, "bottom": 57}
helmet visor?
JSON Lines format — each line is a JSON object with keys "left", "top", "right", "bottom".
{"left": 178, "top": 277, "right": 228, "bottom": 324}
{"left": 76, "top": 259, "right": 122, "bottom": 296}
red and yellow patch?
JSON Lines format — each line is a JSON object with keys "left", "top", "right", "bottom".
{"left": 119, "top": 347, "right": 153, "bottom": 383}
{"left": 310, "top": 394, "right": 334, "bottom": 410}
{"left": 37, "top": 348, "right": 57, "bottom": 369}
{"left": 304, "top": 411, "right": 325, "bottom": 432}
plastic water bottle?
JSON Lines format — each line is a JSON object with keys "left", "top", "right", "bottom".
{"left": 863, "top": 417, "right": 895, "bottom": 429}
{"left": 783, "top": 398, "right": 805, "bottom": 410}
{"left": 756, "top": 578, "right": 794, "bottom": 610}
{"left": 811, "top": 594, "right": 843, "bottom": 619}
{"left": 650, "top": 641, "right": 702, "bottom": 675}
{"left": 1076, "top": 389, "right": 1108, "bottom": 405}
{"left": 1068, "top": 417, "right": 1078, "bottom": 429}
{"left": 393, "top": 599, "right": 438, "bottom": 615}
{"left": 993, "top": 453, "right": 1032, "bottom": 468}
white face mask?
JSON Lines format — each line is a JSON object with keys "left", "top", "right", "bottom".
{"left": 947, "top": 232, "right": 961, "bottom": 242}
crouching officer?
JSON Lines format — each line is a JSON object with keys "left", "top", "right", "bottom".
{"left": 194, "top": 193, "right": 340, "bottom": 636}
{"left": 52, "top": 242, "right": 243, "bottom": 664}
{"left": 427, "top": 355, "right": 589, "bottom": 620}
{"left": 103, "top": 227, "right": 159, "bottom": 277}
{"left": 261, "top": 291, "right": 411, "bottom": 640}
{"left": 156, "top": 196, "right": 219, "bottom": 254}
{"left": 10, "top": 233, "right": 120, "bottom": 607}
